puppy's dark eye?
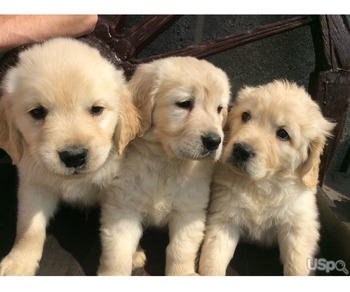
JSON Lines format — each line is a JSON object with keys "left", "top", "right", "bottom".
{"left": 176, "top": 100, "right": 193, "bottom": 110}
{"left": 241, "top": 111, "right": 251, "bottom": 122}
{"left": 90, "top": 106, "right": 104, "bottom": 116}
{"left": 276, "top": 129, "right": 290, "bottom": 141}
{"left": 217, "top": 105, "right": 223, "bottom": 114}
{"left": 29, "top": 106, "right": 47, "bottom": 120}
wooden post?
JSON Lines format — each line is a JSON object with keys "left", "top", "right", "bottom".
{"left": 309, "top": 15, "right": 350, "bottom": 184}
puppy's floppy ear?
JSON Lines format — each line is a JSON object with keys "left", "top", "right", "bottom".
{"left": 222, "top": 104, "right": 233, "bottom": 130}
{"left": 0, "top": 68, "right": 23, "bottom": 164}
{"left": 114, "top": 89, "right": 141, "bottom": 156}
{"left": 300, "top": 137, "right": 325, "bottom": 189}
{"left": 221, "top": 107, "right": 228, "bottom": 129}
{"left": 221, "top": 106, "right": 234, "bottom": 147}
{"left": 128, "top": 63, "right": 158, "bottom": 135}
{"left": 0, "top": 94, "right": 23, "bottom": 164}
{"left": 299, "top": 120, "right": 335, "bottom": 189}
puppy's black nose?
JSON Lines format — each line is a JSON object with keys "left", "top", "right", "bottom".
{"left": 233, "top": 143, "right": 255, "bottom": 162}
{"left": 59, "top": 147, "right": 88, "bottom": 169}
{"left": 202, "top": 133, "right": 222, "bottom": 151}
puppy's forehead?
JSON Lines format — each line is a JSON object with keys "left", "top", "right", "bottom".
{"left": 10, "top": 38, "right": 124, "bottom": 109}
{"left": 17, "top": 70, "right": 118, "bottom": 111}
{"left": 237, "top": 83, "right": 315, "bottom": 114}
{"left": 157, "top": 57, "right": 231, "bottom": 104}
{"left": 233, "top": 83, "right": 326, "bottom": 138}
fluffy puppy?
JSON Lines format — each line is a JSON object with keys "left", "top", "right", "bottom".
{"left": 0, "top": 38, "right": 140, "bottom": 276}
{"left": 199, "top": 80, "right": 335, "bottom": 276}
{"left": 98, "top": 56, "right": 231, "bottom": 276}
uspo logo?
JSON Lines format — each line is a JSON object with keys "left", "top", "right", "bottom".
{"left": 307, "top": 258, "right": 349, "bottom": 275}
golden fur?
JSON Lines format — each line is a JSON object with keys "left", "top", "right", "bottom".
{"left": 0, "top": 38, "right": 140, "bottom": 275}
{"left": 199, "top": 80, "right": 335, "bottom": 276}
{"left": 98, "top": 56, "right": 231, "bottom": 275}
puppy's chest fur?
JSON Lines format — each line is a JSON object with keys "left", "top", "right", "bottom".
{"left": 210, "top": 165, "right": 316, "bottom": 244}
{"left": 113, "top": 139, "right": 214, "bottom": 227}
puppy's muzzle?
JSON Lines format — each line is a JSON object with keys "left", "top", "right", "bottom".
{"left": 231, "top": 142, "right": 255, "bottom": 170}
{"left": 233, "top": 142, "right": 255, "bottom": 162}
{"left": 59, "top": 146, "right": 88, "bottom": 169}
{"left": 201, "top": 133, "right": 221, "bottom": 152}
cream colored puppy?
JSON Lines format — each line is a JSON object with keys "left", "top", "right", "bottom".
{"left": 199, "top": 80, "right": 335, "bottom": 276}
{"left": 98, "top": 57, "right": 231, "bottom": 276}
{"left": 0, "top": 38, "right": 140, "bottom": 276}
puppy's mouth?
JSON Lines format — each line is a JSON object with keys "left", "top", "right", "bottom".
{"left": 65, "top": 167, "right": 87, "bottom": 176}
{"left": 178, "top": 148, "right": 218, "bottom": 161}
{"left": 228, "top": 158, "right": 249, "bottom": 173}
{"left": 175, "top": 133, "right": 222, "bottom": 161}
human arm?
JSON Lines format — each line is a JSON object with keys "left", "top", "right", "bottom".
{"left": 0, "top": 15, "right": 98, "bottom": 53}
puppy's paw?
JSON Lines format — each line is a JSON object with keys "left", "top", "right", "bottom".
{"left": 132, "top": 247, "right": 147, "bottom": 270}
{"left": 0, "top": 253, "right": 38, "bottom": 276}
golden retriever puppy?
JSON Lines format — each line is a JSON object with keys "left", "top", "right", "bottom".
{"left": 199, "top": 80, "right": 335, "bottom": 276}
{"left": 97, "top": 56, "right": 231, "bottom": 276}
{"left": 0, "top": 37, "right": 140, "bottom": 276}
